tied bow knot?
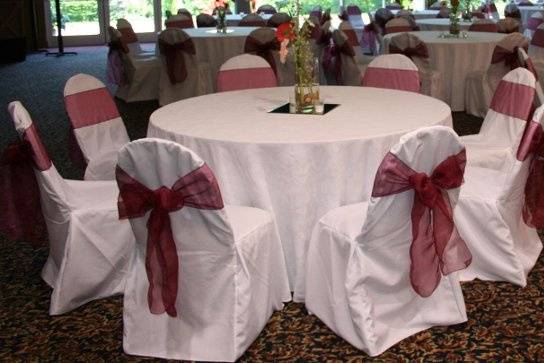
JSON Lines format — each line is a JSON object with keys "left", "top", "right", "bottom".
{"left": 491, "top": 45, "right": 526, "bottom": 69}
{"left": 372, "top": 150, "right": 472, "bottom": 297}
{"left": 159, "top": 39, "right": 196, "bottom": 84}
{"left": 117, "top": 163, "right": 224, "bottom": 317}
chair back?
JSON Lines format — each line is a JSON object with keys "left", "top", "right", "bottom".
{"left": 487, "top": 32, "right": 529, "bottom": 93}
{"left": 374, "top": 8, "right": 394, "bottom": 33}
{"left": 479, "top": 68, "right": 536, "bottom": 151}
{"left": 267, "top": 12, "right": 291, "bottom": 27}
{"left": 177, "top": 8, "right": 192, "bottom": 17}
{"left": 165, "top": 14, "right": 194, "bottom": 29}
{"left": 196, "top": 13, "right": 217, "bottom": 27}
{"left": 497, "top": 18, "right": 521, "bottom": 34}
{"left": 244, "top": 27, "right": 280, "bottom": 74}
{"left": 504, "top": 3, "right": 521, "bottom": 19}
{"left": 384, "top": 17, "right": 413, "bottom": 34}
{"left": 64, "top": 74, "right": 130, "bottom": 163}
{"left": 362, "top": 53, "right": 420, "bottom": 92}
{"left": 358, "top": 126, "right": 468, "bottom": 301}
{"left": 324, "top": 30, "right": 361, "bottom": 86}
{"left": 529, "top": 23, "right": 544, "bottom": 60}
{"left": 339, "top": 20, "right": 361, "bottom": 47}
{"left": 469, "top": 19, "right": 499, "bottom": 32}
{"left": 239, "top": 14, "right": 266, "bottom": 27}
{"left": 528, "top": 11, "right": 544, "bottom": 31}
{"left": 388, "top": 32, "right": 430, "bottom": 71}
{"left": 257, "top": 4, "right": 277, "bottom": 14}
{"left": 517, "top": 47, "right": 544, "bottom": 105}
{"left": 116, "top": 138, "right": 237, "bottom": 333}
{"left": 217, "top": 54, "right": 277, "bottom": 92}
{"left": 116, "top": 18, "right": 143, "bottom": 55}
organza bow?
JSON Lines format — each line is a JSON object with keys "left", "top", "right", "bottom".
{"left": 244, "top": 36, "right": 280, "bottom": 74}
{"left": 116, "top": 164, "right": 224, "bottom": 317}
{"left": 491, "top": 45, "right": 525, "bottom": 69}
{"left": 371, "top": 150, "right": 472, "bottom": 297}
{"left": 159, "top": 38, "right": 196, "bottom": 84}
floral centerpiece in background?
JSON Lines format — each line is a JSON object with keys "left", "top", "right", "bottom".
{"left": 215, "top": 0, "right": 229, "bottom": 33}
{"left": 449, "top": 0, "right": 461, "bottom": 35}
{"left": 275, "top": 2, "right": 319, "bottom": 113}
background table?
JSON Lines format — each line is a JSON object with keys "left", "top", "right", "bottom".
{"left": 519, "top": 5, "right": 544, "bottom": 30}
{"left": 148, "top": 86, "right": 452, "bottom": 295}
{"left": 372, "top": 9, "right": 440, "bottom": 19}
{"left": 415, "top": 18, "right": 489, "bottom": 31}
{"left": 222, "top": 14, "right": 273, "bottom": 26}
{"left": 384, "top": 31, "right": 505, "bottom": 111}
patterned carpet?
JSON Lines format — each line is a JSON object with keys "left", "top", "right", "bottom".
{"left": 0, "top": 49, "right": 543, "bottom": 362}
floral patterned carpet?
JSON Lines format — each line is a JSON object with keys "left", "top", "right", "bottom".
{"left": 0, "top": 50, "right": 543, "bottom": 362}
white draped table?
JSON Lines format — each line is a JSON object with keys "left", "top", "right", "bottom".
{"left": 222, "top": 14, "right": 273, "bottom": 26}
{"left": 415, "top": 18, "right": 488, "bottom": 31}
{"left": 372, "top": 9, "right": 440, "bottom": 19}
{"left": 384, "top": 31, "right": 506, "bottom": 111}
{"left": 147, "top": 86, "right": 452, "bottom": 294}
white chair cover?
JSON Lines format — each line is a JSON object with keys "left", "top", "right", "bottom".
{"left": 456, "top": 69, "right": 543, "bottom": 286}
{"left": 165, "top": 14, "right": 194, "bottom": 29}
{"left": 64, "top": 73, "right": 130, "bottom": 180}
{"left": 245, "top": 27, "right": 295, "bottom": 86}
{"left": 465, "top": 32, "right": 529, "bottom": 117}
{"left": 157, "top": 28, "right": 211, "bottom": 106}
{"left": 217, "top": 54, "right": 277, "bottom": 92}
{"left": 362, "top": 53, "right": 420, "bottom": 92}
{"left": 338, "top": 20, "right": 374, "bottom": 64}
{"left": 388, "top": 33, "right": 444, "bottom": 100}
{"left": 116, "top": 18, "right": 155, "bottom": 58}
{"left": 7, "top": 101, "right": 134, "bottom": 315}
{"left": 117, "top": 138, "right": 290, "bottom": 361}
{"left": 304, "top": 126, "right": 468, "bottom": 356}
{"left": 384, "top": 17, "right": 413, "bottom": 34}
{"left": 497, "top": 17, "right": 521, "bottom": 34}
{"left": 325, "top": 30, "right": 366, "bottom": 86}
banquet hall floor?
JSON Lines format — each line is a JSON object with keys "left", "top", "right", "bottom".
{"left": 0, "top": 49, "right": 543, "bottom": 361}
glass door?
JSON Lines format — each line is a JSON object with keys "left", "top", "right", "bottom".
{"left": 46, "top": 0, "right": 162, "bottom": 46}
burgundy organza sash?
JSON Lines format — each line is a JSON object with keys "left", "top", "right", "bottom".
{"left": 489, "top": 80, "right": 535, "bottom": 119}
{"left": 371, "top": 150, "right": 472, "bottom": 297}
{"left": 244, "top": 36, "right": 280, "bottom": 74}
{"left": 491, "top": 45, "right": 525, "bottom": 69}
{"left": 531, "top": 29, "right": 544, "bottom": 47}
{"left": 116, "top": 164, "right": 224, "bottom": 317}
{"left": 159, "top": 38, "right": 196, "bottom": 85}
{"left": 0, "top": 140, "right": 46, "bottom": 244}
{"left": 106, "top": 43, "right": 127, "bottom": 86}
{"left": 323, "top": 41, "right": 355, "bottom": 84}
{"left": 389, "top": 42, "right": 429, "bottom": 59}
{"left": 518, "top": 118, "right": 544, "bottom": 228}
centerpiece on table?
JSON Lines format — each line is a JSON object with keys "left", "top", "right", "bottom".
{"left": 449, "top": 0, "right": 461, "bottom": 35}
{"left": 275, "top": 2, "right": 320, "bottom": 114}
{"left": 215, "top": 0, "right": 229, "bottom": 33}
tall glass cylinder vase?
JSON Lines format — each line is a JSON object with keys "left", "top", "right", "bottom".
{"left": 293, "top": 57, "right": 320, "bottom": 114}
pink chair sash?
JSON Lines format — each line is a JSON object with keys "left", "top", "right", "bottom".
{"left": 491, "top": 45, "right": 525, "bottom": 69}
{"left": 323, "top": 41, "right": 356, "bottom": 84}
{"left": 362, "top": 67, "right": 420, "bottom": 92}
{"left": 116, "top": 163, "right": 224, "bottom": 317}
{"left": 389, "top": 42, "right": 429, "bottom": 59}
{"left": 23, "top": 124, "right": 52, "bottom": 172}
{"left": 118, "top": 27, "right": 138, "bottom": 44}
{"left": 166, "top": 19, "right": 194, "bottom": 29}
{"left": 520, "top": 122, "right": 544, "bottom": 228}
{"left": 489, "top": 79, "right": 535, "bottom": 119}
{"left": 159, "top": 38, "right": 196, "bottom": 84}
{"left": 244, "top": 36, "right": 280, "bottom": 74}
{"left": 371, "top": 150, "right": 471, "bottom": 297}
{"left": 0, "top": 139, "right": 46, "bottom": 244}
{"left": 65, "top": 88, "right": 120, "bottom": 129}
{"left": 217, "top": 67, "right": 276, "bottom": 92}
{"left": 385, "top": 25, "right": 413, "bottom": 34}
{"left": 528, "top": 17, "right": 543, "bottom": 31}
{"left": 531, "top": 28, "right": 544, "bottom": 47}
{"left": 469, "top": 23, "right": 499, "bottom": 32}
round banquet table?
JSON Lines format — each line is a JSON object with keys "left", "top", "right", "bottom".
{"left": 519, "top": 5, "right": 544, "bottom": 30}
{"left": 384, "top": 31, "right": 506, "bottom": 111}
{"left": 147, "top": 86, "right": 452, "bottom": 296}
{"left": 165, "top": 27, "right": 259, "bottom": 92}
{"left": 222, "top": 13, "right": 273, "bottom": 26}
{"left": 415, "top": 18, "right": 489, "bottom": 31}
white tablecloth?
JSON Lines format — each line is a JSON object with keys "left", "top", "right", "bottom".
{"left": 519, "top": 6, "right": 544, "bottom": 29}
{"left": 371, "top": 9, "right": 440, "bottom": 19}
{"left": 384, "top": 31, "right": 506, "bottom": 111}
{"left": 416, "top": 18, "right": 482, "bottom": 31}
{"left": 222, "top": 14, "right": 273, "bottom": 26}
{"left": 147, "top": 86, "right": 452, "bottom": 293}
